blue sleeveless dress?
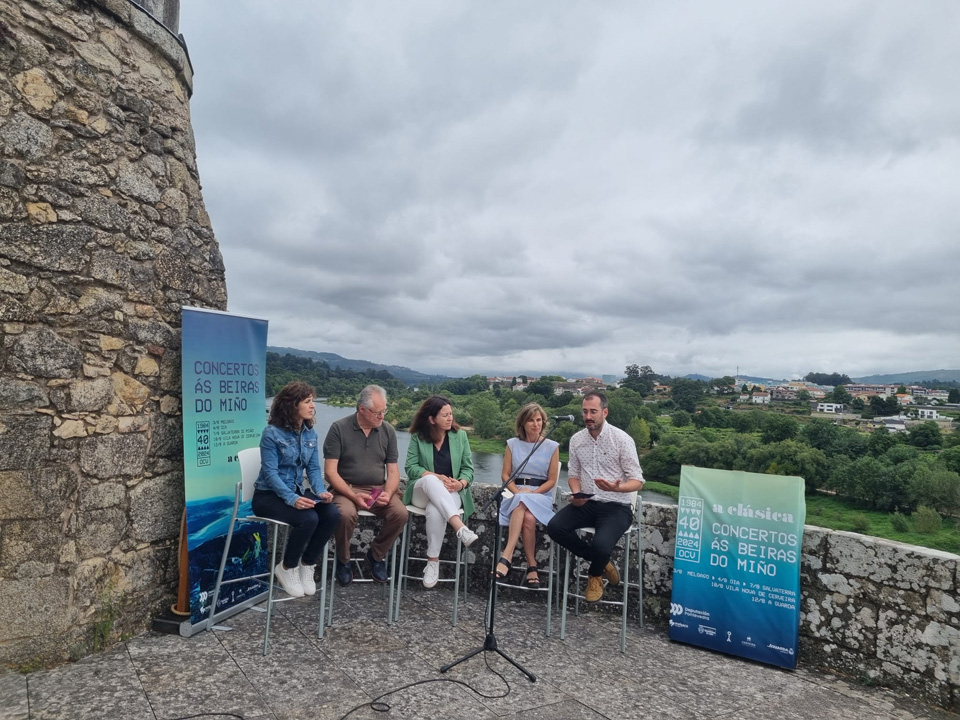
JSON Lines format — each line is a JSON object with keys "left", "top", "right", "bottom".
{"left": 498, "top": 437, "right": 558, "bottom": 526}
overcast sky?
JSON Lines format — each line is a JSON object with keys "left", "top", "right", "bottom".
{"left": 178, "top": 2, "right": 960, "bottom": 380}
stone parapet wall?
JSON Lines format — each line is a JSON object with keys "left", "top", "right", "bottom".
{"left": 639, "top": 500, "right": 959, "bottom": 712}
{"left": 0, "top": 0, "right": 219, "bottom": 667}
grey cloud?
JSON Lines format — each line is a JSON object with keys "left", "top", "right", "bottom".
{"left": 181, "top": 2, "right": 960, "bottom": 377}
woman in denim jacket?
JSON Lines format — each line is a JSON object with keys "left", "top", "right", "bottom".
{"left": 253, "top": 381, "right": 340, "bottom": 598}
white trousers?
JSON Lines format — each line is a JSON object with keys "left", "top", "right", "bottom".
{"left": 411, "top": 474, "right": 463, "bottom": 557}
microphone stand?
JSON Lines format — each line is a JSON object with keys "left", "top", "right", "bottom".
{"left": 440, "top": 419, "right": 566, "bottom": 682}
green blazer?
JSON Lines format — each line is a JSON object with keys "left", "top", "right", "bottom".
{"left": 403, "top": 429, "right": 476, "bottom": 519}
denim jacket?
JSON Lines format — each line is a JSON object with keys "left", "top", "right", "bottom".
{"left": 255, "top": 423, "right": 323, "bottom": 506}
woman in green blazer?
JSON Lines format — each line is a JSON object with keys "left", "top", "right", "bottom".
{"left": 403, "top": 395, "right": 478, "bottom": 588}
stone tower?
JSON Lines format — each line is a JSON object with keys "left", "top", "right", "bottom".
{"left": 0, "top": 0, "right": 225, "bottom": 665}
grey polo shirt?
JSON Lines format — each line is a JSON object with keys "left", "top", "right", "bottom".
{"left": 323, "top": 413, "right": 398, "bottom": 486}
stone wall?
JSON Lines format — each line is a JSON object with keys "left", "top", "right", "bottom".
{"left": 639, "top": 500, "right": 959, "bottom": 712}
{"left": 0, "top": 0, "right": 223, "bottom": 666}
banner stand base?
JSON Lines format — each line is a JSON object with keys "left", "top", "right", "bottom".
{"left": 151, "top": 608, "right": 188, "bottom": 636}
{"left": 150, "top": 591, "right": 270, "bottom": 638}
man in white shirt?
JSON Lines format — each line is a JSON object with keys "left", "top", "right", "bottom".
{"left": 547, "top": 391, "right": 644, "bottom": 602}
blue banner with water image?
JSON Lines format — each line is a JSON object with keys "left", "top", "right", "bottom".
{"left": 668, "top": 465, "right": 806, "bottom": 669}
{"left": 182, "top": 307, "right": 268, "bottom": 625}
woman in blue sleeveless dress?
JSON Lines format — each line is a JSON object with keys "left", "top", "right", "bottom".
{"left": 496, "top": 403, "right": 560, "bottom": 587}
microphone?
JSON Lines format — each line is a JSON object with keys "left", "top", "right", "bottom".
{"left": 552, "top": 415, "right": 575, "bottom": 422}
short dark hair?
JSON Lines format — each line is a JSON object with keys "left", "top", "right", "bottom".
{"left": 582, "top": 390, "right": 608, "bottom": 409}
{"left": 268, "top": 381, "right": 315, "bottom": 431}
{"left": 409, "top": 394, "right": 458, "bottom": 440}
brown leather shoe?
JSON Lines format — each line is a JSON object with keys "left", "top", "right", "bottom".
{"left": 585, "top": 575, "right": 604, "bottom": 602}
{"left": 603, "top": 561, "right": 620, "bottom": 587}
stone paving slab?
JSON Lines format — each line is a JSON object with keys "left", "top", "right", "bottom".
{"left": 1, "top": 585, "right": 956, "bottom": 720}
{"left": 0, "top": 672, "right": 28, "bottom": 720}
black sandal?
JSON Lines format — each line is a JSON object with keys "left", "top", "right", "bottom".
{"left": 494, "top": 557, "right": 512, "bottom": 579}
{"left": 524, "top": 566, "right": 540, "bottom": 588}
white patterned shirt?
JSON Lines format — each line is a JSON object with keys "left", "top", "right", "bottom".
{"left": 568, "top": 421, "right": 644, "bottom": 506}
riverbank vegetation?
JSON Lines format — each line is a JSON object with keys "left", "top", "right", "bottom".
{"left": 267, "top": 352, "right": 960, "bottom": 553}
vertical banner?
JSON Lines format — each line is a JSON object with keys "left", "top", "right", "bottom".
{"left": 181, "top": 307, "right": 268, "bottom": 627}
{"left": 669, "top": 465, "right": 806, "bottom": 669}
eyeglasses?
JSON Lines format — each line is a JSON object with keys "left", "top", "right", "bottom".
{"left": 362, "top": 406, "right": 387, "bottom": 418}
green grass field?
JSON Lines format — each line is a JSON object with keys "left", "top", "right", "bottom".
{"left": 467, "top": 437, "right": 507, "bottom": 454}
{"left": 804, "top": 494, "right": 959, "bottom": 554}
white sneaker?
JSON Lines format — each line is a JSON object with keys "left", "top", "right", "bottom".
{"left": 274, "top": 562, "right": 304, "bottom": 597}
{"left": 423, "top": 560, "right": 440, "bottom": 588}
{"left": 456, "top": 526, "right": 478, "bottom": 547}
{"left": 299, "top": 563, "right": 317, "bottom": 596}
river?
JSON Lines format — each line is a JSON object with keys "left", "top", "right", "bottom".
{"left": 267, "top": 400, "right": 676, "bottom": 505}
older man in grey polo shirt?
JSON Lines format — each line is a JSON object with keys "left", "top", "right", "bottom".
{"left": 324, "top": 384, "right": 409, "bottom": 586}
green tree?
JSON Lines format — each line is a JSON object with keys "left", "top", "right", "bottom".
{"left": 837, "top": 456, "right": 905, "bottom": 510}
{"left": 907, "top": 466, "right": 960, "bottom": 514}
{"left": 882, "top": 444, "right": 920, "bottom": 466}
{"left": 870, "top": 395, "right": 901, "bottom": 416}
{"left": 940, "top": 446, "right": 960, "bottom": 474}
{"left": 831, "top": 385, "right": 852, "bottom": 405}
{"left": 548, "top": 390, "right": 575, "bottom": 408}
{"left": 607, "top": 389, "right": 645, "bottom": 429}
{"left": 801, "top": 419, "right": 840, "bottom": 452}
{"left": 741, "top": 440, "right": 829, "bottom": 491}
{"left": 761, "top": 413, "right": 799, "bottom": 443}
{"left": 670, "top": 378, "right": 704, "bottom": 413}
{"left": 866, "top": 425, "right": 896, "bottom": 456}
{"left": 729, "top": 410, "right": 762, "bottom": 433}
{"left": 908, "top": 421, "right": 942, "bottom": 449}
{"left": 640, "top": 444, "right": 681, "bottom": 483}
{"left": 797, "top": 389, "right": 811, "bottom": 402}
{"left": 469, "top": 395, "right": 501, "bottom": 438}
{"left": 804, "top": 372, "right": 852, "bottom": 386}
{"left": 526, "top": 378, "right": 555, "bottom": 398}
{"left": 670, "top": 410, "right": 692, "bottom": 427}
{"left": 622, "top": 364, "right": 656, "bottom": 396}
{"left": 830, "top": 426, "right": 870, "bottom": 459}
{"left": 627, "top": 417, "right": 651, "bottom": 450}
{"left": 948, "top": 388, "right": 960, "bottom": 403}
{"left": 694, "top": 407, "right": 729, "bottom": 429}
{"left": 443, "top": 374, "right": 490, "bottom": 395}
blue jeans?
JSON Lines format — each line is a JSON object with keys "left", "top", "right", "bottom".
{"left": 547, "top": 500, "right": 632, "bottom": 577}
{"left": 252, "top": 489, "right": 340, "bottom": 568}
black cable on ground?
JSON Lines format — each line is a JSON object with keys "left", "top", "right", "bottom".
{"left": 338, "top": 651, "right": 513, "bottom": 719}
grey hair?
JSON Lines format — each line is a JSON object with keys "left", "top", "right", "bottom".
{"left": 357, "top": 384, "right": 387, "bottom": 410}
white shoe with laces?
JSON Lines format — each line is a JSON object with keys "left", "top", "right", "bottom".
{"left": 299, "top": 563, "right": 317, "bottom": 596}
{"left": 456, "top": 526, "right": 478, "bottom": 547}
{"left": 422, "top": 560, "right": 440, "bottom": 588}
{"left": 274, "top": 562, "right": 304, "bottom": 597}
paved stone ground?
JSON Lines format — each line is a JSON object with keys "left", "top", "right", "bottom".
{"left": 1, "top": 583, "right": 956, "bottom": 720}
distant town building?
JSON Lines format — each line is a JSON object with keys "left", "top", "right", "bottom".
{"left": 771, "top": 387, "right": 798, "bottom": 401}
{"left": 814, "top": 402, "right": 844, "bottom": 414}
{"left": 873, "top": 416, "right": 908, "bottom": 433}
